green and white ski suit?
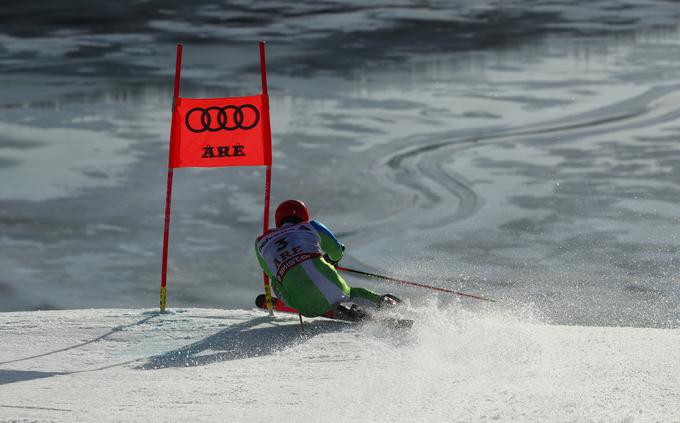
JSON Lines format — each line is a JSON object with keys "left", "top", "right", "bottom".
{"left": 255, "top": 220, "right": 381, "bottom": 317}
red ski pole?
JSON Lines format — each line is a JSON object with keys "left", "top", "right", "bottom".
{"left": 336, "top": 266, "right": 496, "bottom": 302}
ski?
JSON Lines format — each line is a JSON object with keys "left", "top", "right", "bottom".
{"left": 255, "top": 294, "right": 413, "bottom": 329}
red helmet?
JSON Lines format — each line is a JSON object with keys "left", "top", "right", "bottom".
{"left": 275, "top": 200, "right": 309, "bottom": 227}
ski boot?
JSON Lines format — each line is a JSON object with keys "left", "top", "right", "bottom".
{"left": 377, "top": 294, "right": 402, "bottom": 309}
{"left": 335, "top": 301, "right": 413, "bottom": 329}
{"left": 334, "top": 303, "right": 370, "bottom": 322}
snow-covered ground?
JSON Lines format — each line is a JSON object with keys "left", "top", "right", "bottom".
{"left": 1, "top": 308, "right": 678, "bottom": 422}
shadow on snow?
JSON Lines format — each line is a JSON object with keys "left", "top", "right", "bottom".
{"left": 0, "top": 314, "right": 158, "bottom": 367}
{"left": 0, "top": 313, "right": 159, "bottom": 385}
{"left": 140, "top": 316, "right": 349, "bottom": 369}
{"left": 0, "top": 313, "right": 349, "bottom": 384}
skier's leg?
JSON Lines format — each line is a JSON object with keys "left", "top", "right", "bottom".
{"left": 348, "top": 287, "right": 382, "bottom": 305}
{"left": 351, "top": 288, "right": 403, "bottom": 309}
{"left": 305, "top": 259, "right": 351, "bottom": 307}
{"left": 282, "top": 266, "right": 332, "bottom": 317}
{"left": 282, "top": 259, "right": 350, "bottom": 317}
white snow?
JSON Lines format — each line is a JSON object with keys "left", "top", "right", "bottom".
{"left": 1, "top": 307, "right": 678, "bottom": 422}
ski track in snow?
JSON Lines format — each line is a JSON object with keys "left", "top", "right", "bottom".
{"left": 0, "top": 308, "right": 679, "bottom": 422}
{"left": 377, "top": 82, "right": 680, "bottom": 229}
{"left": 339, "top": 80, "right": 680, "bottom": 324}
{"left": 2, "top": 1, "right": 680, "bottom": 317}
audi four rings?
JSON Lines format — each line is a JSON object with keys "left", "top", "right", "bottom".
{"left": 185, "top": 104, "right": 260, "bottom": 132}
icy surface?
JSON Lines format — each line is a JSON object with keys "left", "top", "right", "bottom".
{"left": 0, "top": 308, "right": 678, "bottom": 422}
{"left": 2, "top": 1, "right": 680, "bottom": 325}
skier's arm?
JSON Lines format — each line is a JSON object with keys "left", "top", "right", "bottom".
{"left": 310, "top": 220, "right": 344, "bottom": 262}
{"left": 254, "top": 239, "right": 276, "bottom": 281}
{"left": 254, "top": 240, "right": 285, "bottom": 297}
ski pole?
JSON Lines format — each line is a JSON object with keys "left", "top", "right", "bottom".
{"left": 336, "top": 266, "right": 496, "bottom": 302}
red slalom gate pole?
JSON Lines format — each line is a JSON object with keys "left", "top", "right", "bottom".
{"left": 160, "top": 44, "right": 183, "bottom": 313}
{"left": 336, "top": 266, "right": 496, "bottom": 302}
{"left": 259, "top": 40, "right": 275, "bottom": 315}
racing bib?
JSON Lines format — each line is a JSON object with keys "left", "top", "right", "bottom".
{"left": 257, "top": 223, "right": 322, "bottom": 281}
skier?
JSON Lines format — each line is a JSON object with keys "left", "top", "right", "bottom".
{"left": 255, "top": 199, "right": 400, "bottom": 320}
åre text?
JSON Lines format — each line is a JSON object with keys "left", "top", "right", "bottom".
{"left": 202, "top": 144, "right": 246, "bottom": 158}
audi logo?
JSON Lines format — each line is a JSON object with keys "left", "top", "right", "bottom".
{"left": 185, "top": 104, "right": 260, "bottom": 133}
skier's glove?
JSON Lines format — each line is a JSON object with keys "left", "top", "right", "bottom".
{"left": 323, "top": 254, "right": 340, "bottom": 266}
{"left": 323, "top": 244, "right": 345, "bottom": 266}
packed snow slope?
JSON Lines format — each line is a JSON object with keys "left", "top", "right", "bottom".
{"left": 1, "top": 307, "right": 678, "bottom": 422}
